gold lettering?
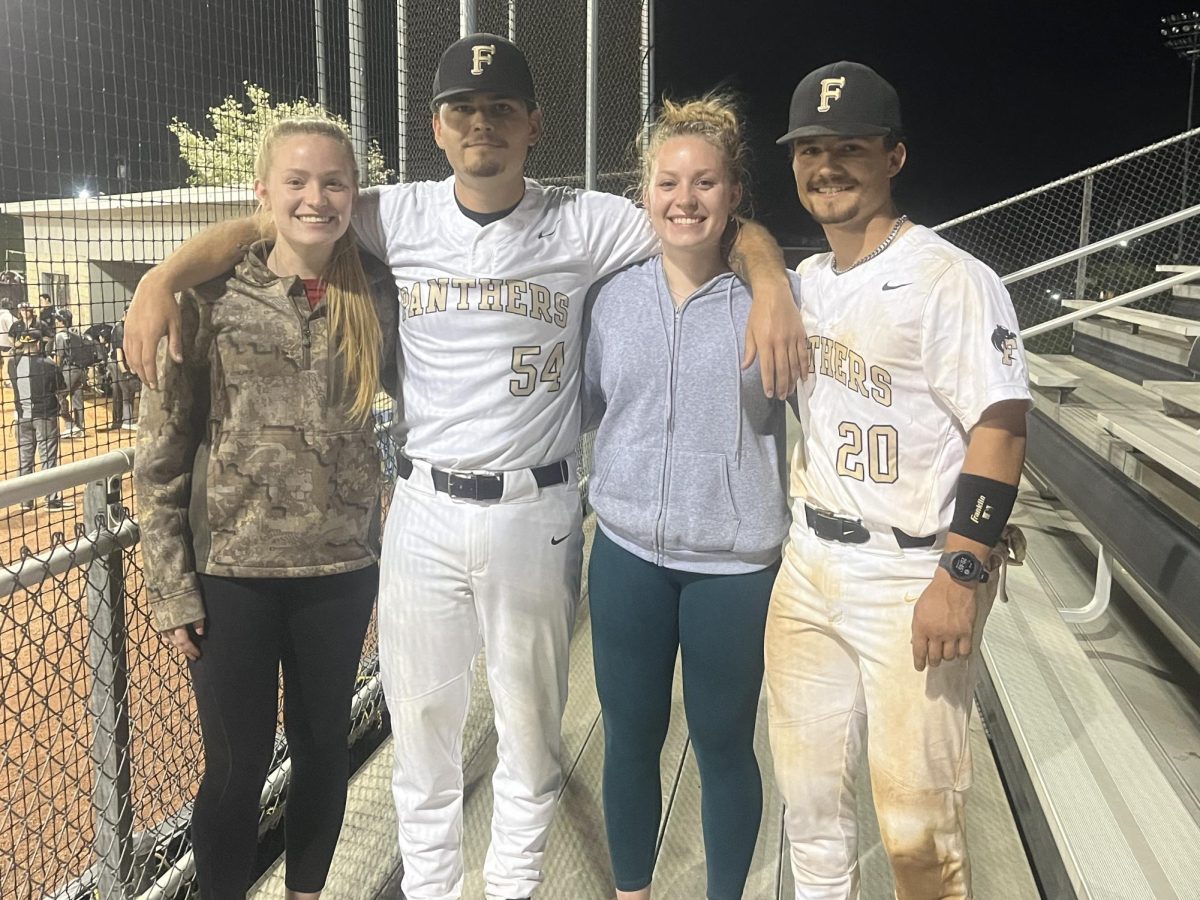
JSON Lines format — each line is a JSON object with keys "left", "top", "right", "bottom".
{"left": 818, "top": 77, "right": 846, "bottom": 112}
{"left": 505, "top": 279, "right": 529, "bottom": 316}
{"left": 819, "top": 337, "right": 835, "bottom": 377}
{"left": 807, "top": 335, "right": 820, "bottom": 375}
{"left": 478, "top": 278, "right": 503, "bottom": 311}
{"left": 424, "top": 278, "right": 449, "bottom": 314}
{"left": 403, "top": 284, "right": 423, "bottom": 319}
{"left": 869, "top": 366, "right": 892, "bottom": 407}
{"left": 471, "top": 44, "right": 496, "bottom": 76}
{"left": 528, "top": 283, "right": 553, "bottom": 323}
{"left": 452, "top": 277, "right": 473, "bottom": 310}
{"left": 847, "top": 348, "right": 869, "bottom": 398}
{"left": 832, "top": 341, "right": 849, "bottom": 386}
{"left": 552, "top": 292, "right": 569, "bottom": 327}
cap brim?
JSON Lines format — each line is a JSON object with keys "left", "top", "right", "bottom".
{"left": 775, "top": 123, "right": 892, "bottom": 144}
{"left": 430, "top": 89, "right": 537, "bottom": 111}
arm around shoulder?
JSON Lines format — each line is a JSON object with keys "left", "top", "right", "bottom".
{"left": 128, "top": 216, "right": 259, "bottom": 386}
{"left": 729, "top": 219, "right": 808, "bottom": 396}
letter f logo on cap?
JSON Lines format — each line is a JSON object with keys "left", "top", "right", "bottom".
{"left": 817, "top": 77, "right": 846, "bottom": 112}
{"left": 471, "top": 43, "right": 496, "bottom": 75}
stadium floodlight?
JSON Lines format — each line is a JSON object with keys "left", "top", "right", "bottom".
{"left": 1162, "top": 12, "right": 1200, "bottom": 262}
{"left": 1162, "top": 11, "right": 1200, "bottom": 130}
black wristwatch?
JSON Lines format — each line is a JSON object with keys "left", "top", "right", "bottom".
{"left": 938, "top": 551, "right": 989, "bottom": 584}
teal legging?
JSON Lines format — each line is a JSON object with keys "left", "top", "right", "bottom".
{"left": 588, "top": 527, "right": 778, "bottom": 899}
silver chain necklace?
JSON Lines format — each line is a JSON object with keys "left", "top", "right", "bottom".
{"left": 831, "top": 214, "right": 909, "bottom": 276}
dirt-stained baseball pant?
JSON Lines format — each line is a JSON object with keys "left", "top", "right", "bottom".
{"left": 377, "top": 456, "right": 583, "bottom": 900}
{"left": 765, "top": 520, "right": 995, "bottom": 900}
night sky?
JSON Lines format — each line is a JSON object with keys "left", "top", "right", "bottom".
{"left": 0, "top": 0, "right": 1195, "bottom": 246}
{"left": 655, "top": 0, "right": 1195, "bottom": 242}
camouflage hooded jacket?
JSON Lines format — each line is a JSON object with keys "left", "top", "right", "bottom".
{"left": 134, "top": 243, "right": 398, "bottom": 632}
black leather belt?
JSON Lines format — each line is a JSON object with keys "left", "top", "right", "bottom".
{"left": 804, "top": 505, "right": 936, "bottom": 549}
{"left": 398, "top": 456, "right": 568, "bottom": 501}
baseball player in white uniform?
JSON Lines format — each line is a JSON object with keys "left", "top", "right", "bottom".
{"left": 122, "top": 34, "right": 805, "bottom": 900}
{"left": 765, "top": 62, "right": 1032, "bottom": 900}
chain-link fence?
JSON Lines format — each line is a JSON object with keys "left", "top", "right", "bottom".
{"left": 934, "top": 129, "right": 1200, "bottom": 354}
{"left": 0, "top": 402, "right": 397, "bottom": 900}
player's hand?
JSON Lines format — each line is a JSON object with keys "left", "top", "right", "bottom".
{"left": 743, "top": 277, "right": 808, "bottom": 398}
{"left": 910, "top": 572, "right": 976, "bottom": 672}
{"left": 163, "top": 619, "right": 205, "bottom": 662}
{"left": 126, "top": 271, "right": 183, "bottom": 388}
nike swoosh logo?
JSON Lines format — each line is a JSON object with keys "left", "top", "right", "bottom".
{"left": 537, "top": 227, "right": 557, "bottom": 239}
{"left": 881, "top": 281, "right": 911, "bottom": 291}
{"left": 550, "top": 533, "right": 571, "bottom": 545}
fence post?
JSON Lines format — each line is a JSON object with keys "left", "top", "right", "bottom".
{"left": 1075, "top": 173, "right": 1092, "bottom": 301}
{"left": 85, "top": 474, "right": 137, "bottom": 899}
{"left": 585, "top": 0, "right": 598, "bottom": 191}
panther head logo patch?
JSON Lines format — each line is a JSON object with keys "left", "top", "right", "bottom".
{"left": 991, "top": 325, "right": 1017, "bottom": 366}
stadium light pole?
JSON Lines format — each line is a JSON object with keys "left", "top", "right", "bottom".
{"left": 1161, "top": 11, "right": 1200, "bottom": 260}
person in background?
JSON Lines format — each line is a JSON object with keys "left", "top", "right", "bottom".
{"left": 134, "top": 116, "right": 397, "bottom": 900}
{"left": 51, "top": 308, "right": 87, "bottom": 436}
{"left": 11, "top": 299, "right": 36, "bottom": 341}
{"left": 582, "top": 95, "right": 799, "bottom": 900}
{"left": 8, "top": 325, "right": 74, "bottom": 511}
{"left": 108, "top": 307, "right": 139, "bottom": 430}
{"left": 0, "top": 300, "right": 14, "bottom": 359}
{"left": 37, "top": 293, "right": 56, "bottom": 328}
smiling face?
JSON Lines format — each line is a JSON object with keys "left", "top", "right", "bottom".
{"left": 253, "top": 133, "right": 356, "bottom": 255}
{"left": 790, "top": 135, "right": 905, "bottom": 229}
{"left": 432, "top": 91, "right": 542, "bottom": 181}
{"left": 645, "top": 135, "right": 742, "bottom": 257}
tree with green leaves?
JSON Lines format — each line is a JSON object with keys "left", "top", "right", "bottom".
{"left": 169, "top": 83, "right": 393, "bottom": 187}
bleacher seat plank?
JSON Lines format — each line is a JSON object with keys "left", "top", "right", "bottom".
{"left": 1027, "top": 353, "right": 1080, "bottom": 402}
{"left": 1096, "top": 410, "right": 1200, "bottom": 489}
{"left": 1061, "top": 299, "right": 1200, "bottom": 338}
{"left": 1074, "top": 319, "right": 1195, "bottom": 368}
{"left": 1143, "top": 380, "right": 1200, "bottom": 418}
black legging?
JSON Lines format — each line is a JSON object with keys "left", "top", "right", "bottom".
{"left": 189, "top": 566, "right": 377, "bottom": 899}
{"left": 588, "top": 528, "right": 777, "bottom": 900}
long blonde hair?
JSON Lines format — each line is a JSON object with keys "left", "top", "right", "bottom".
{"left": 639, "top": 93, "right": 749, "bottom": 217}
{"left": 255, "top": 117, "right": 382, "bottom": 423}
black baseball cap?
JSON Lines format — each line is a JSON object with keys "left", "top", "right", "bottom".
{"left": 430, "top": 33, "right": 537, "bottom": 111}
{"left": 16, "top": 325, "right": 43, "bottom": 343}
{"left": 777, "top": 61, "right": 902, "bottom": 144}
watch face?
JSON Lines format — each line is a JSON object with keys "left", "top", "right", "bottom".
{"left": 951, "top": 553, "right": 978, "bottom": 579}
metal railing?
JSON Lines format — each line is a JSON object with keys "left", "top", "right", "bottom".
{"left": 1001, "top": 204, "right": 1200, "bottom": 339}
{"left": 936, "top": 128, "right": 1200, "bottom": 353}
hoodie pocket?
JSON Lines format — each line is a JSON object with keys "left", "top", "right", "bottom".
{"left": 592, "top": 446, "right": 663, "bottom": 546}
{"left": 662, "top": 451, "right": 740, "bottom": 552}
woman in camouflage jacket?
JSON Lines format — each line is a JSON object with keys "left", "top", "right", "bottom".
{"left": 134, "top": 118, "right": 397, "bottom": 900}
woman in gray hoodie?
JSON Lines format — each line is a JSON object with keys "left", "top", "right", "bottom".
{"left": 582, "top": 96, "right": 800, "bottom": 900}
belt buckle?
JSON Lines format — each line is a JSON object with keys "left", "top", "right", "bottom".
{"left": 447, "top": 472, "right": 478, "bottom": 500}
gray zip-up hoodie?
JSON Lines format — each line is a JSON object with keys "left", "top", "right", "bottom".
{"left": 583, "top": 257, "right": 799, "bottom": 573}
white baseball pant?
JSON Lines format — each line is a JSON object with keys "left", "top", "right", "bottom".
{"left": 377, "top": 456, "right": 583, "bottom": 900}
{"left": 765, "top": 519, "right": 997, "bottom": 900}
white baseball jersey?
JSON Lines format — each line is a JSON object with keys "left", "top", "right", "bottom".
{"left": 353, "top": 177, "right": 657, "bottom": 471}
{"left": 790, "top": 225, "right": 1031, "bottom": 538}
